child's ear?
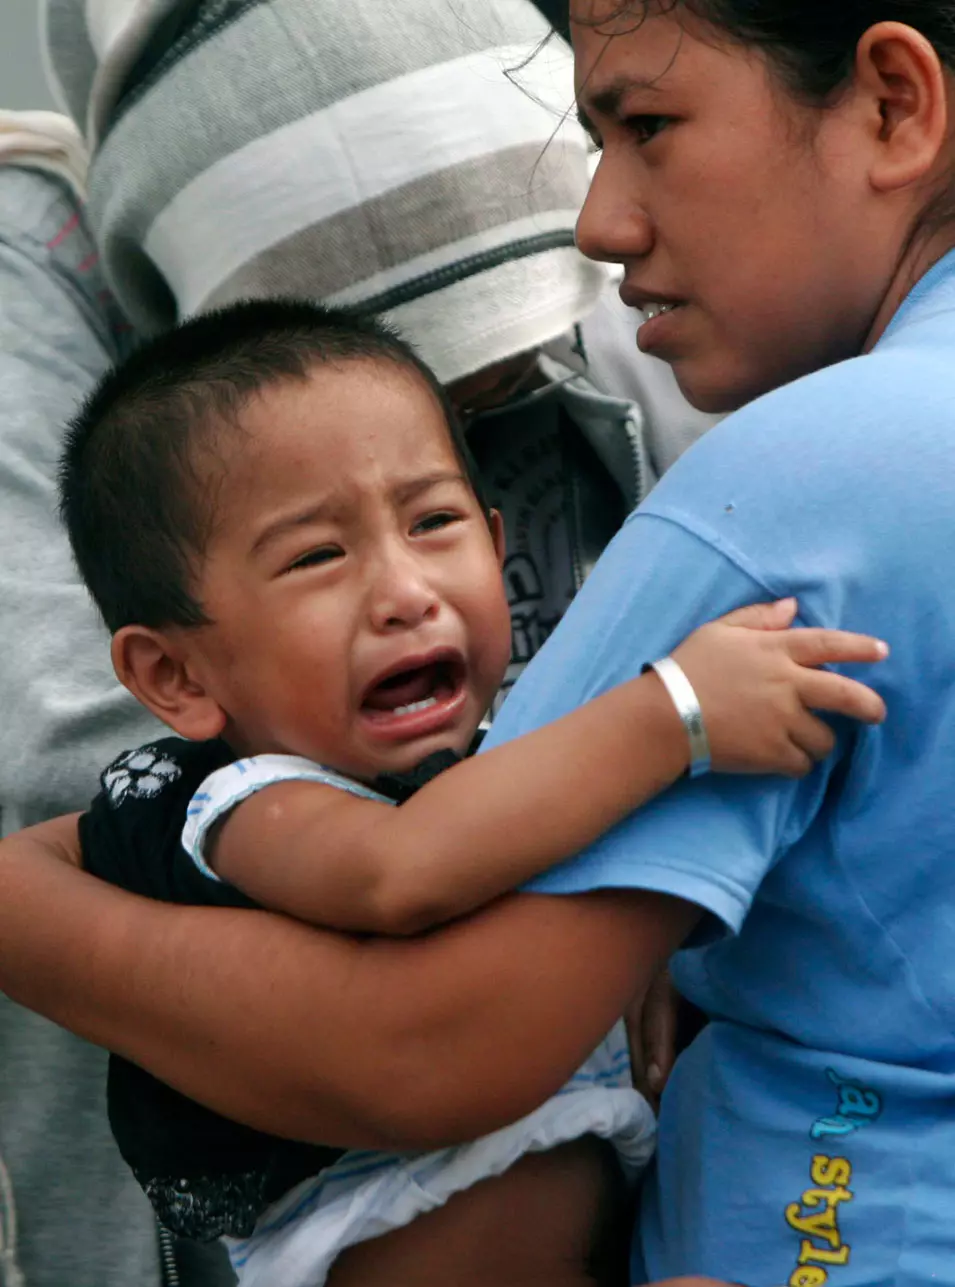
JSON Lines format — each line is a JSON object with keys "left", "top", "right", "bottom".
{"left": 488, "top": 508, "right": 506, "bottom": 567}
{"left": 111, "top": 625, "right": 227, "bottom": 742}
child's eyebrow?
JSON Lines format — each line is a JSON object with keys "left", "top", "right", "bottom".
{"left": 249, "top": 472, "right": 469, "bottom": 557}
{"left": 249, "top": 501, "right": 336, "bottom": 557}
{"left": 390, "top": 471, "right": 468, "bottom": 506}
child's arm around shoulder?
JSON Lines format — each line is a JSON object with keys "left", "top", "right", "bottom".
{"left": 208, "top": 599, "right": 888, "bottom": 937}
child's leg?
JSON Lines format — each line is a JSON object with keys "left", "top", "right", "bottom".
{"left": 327, "top": 1134, "right": 631, "bottom": 1287}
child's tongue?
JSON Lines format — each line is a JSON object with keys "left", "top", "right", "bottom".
{"left": 364, "top": 664, "right": 437, "bottom": 712}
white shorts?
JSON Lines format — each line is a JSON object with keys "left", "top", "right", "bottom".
{"left": 225, "top": 1022, "right": 655, "bottom": 1287}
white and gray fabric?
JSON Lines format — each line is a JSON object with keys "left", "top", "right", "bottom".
{"left": 0, "top": 110, "right": 87, "bottom": 198}
{"left": 44, "top": 0, "right": 607, "bottom": 382}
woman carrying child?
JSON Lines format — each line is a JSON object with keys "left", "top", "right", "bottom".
{"left": 33, "top": 293, "right": 884, "bottom": 1285}
{"left": 4, "top": 0, "right": 955, "bottom": 1283}
{"left": 0, "top": 2, "right": 711, "bottom": 1281}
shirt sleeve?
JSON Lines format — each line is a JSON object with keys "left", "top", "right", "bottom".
{"left": 79, "top": 737, "right": 255, "bottom": 910}
{"left": 181, "top": 754, "right": 394, "bottom": 881}
{"left": 482, "top": 509, "right": 840, "bottom": 934}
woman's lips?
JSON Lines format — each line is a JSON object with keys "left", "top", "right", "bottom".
{"left": 636, "top": 302, "right": 685, "bottom": 355}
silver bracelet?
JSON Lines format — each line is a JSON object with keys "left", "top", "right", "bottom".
{"left": 649, "top": 656, "right": 712, "bottom": 778}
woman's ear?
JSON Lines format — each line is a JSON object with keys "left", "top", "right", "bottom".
{"left": 489, "top": 508, "right": 507, "bottom": 568}
{"left": 856, "top": 22, "right": 950, "bottom": 193}
{"left": 111, "top": 626, "right": 227, "bottom": 742}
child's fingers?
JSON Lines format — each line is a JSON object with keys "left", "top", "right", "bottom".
{"left": 782, "top": 628, "right": 889, "bottom": 668}
{"left": 789, "top": 712, "right": 838, "bottom": 764}
{"left": 779, "top": 741, "right": 815, "bottom": 778}
{"left": 796, "top": 669, "right": 887, "bottom": 724}
{"left": 718, "top": 598, "right": 797, "bottom": 631}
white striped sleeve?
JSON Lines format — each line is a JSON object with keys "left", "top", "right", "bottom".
{"left": 181, "top": 754, "right": 394, "bottom": 882}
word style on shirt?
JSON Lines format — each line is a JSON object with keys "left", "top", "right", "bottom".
{"left": 784, "top": 1154, "right": 854, "bottom": 1286}
{"left": 782, "top": 1069, "right": 883, "bottom": 1287}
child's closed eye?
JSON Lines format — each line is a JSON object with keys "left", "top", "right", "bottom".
{"left": 285, "top": 545, "right": 344, "bottom": 572}
{"left": 412, "top": 511, "right": 462, "bottom": 535}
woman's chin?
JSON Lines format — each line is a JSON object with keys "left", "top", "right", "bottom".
{"left": 671, "top": 359, "right": 767, "bottom": 416}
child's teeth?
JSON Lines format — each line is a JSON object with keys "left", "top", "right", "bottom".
{"left": 393, "top": 696, "right": 439, "bottom": 716}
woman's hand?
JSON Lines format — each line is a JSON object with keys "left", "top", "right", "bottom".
{"left": 626, "top": 969, "right": 678, "bottom": 1111}
{"left": 625, "top": 968, "right": 708, "bottom": 1111}
{"left": 671, "top": 598, "right": 888, "bottom": 777}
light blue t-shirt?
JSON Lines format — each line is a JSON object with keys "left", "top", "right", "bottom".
{"left": 483, "top": 250, "right": 955, "bottom": 1287}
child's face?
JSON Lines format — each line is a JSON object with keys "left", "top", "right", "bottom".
{"left": 181, "top": 359, "right": 512, "bottom": 777}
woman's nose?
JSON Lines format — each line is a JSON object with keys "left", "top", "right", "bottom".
{"left": 368, "top": 547, "right": 440, "bottom": 632}
{"left": 575, "top": 153, "right": 654, "bottom": 265}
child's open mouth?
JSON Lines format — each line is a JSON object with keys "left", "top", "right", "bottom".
{"left": 360, "top": 652, "right": 468, "bottom": 741}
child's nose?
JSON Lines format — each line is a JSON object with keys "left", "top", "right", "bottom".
{"left": 368, "top": 549, "right": 440, "bottom": 632}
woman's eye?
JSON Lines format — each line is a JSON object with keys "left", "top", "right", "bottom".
{"left": 413, "top": 511, "right": 460, "bottom": 535}
{"left": 624, "top": 114, "right": 670, "bottom": 145}
{"left": 286, "top": 546, "right": 342, "bottom": 572}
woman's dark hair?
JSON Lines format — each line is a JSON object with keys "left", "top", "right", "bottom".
{"left": 569, "top": 2, "right": 955, "bottom": 100}
{"left": 530, "top": 0, "right": 571, "bottom": 32}
{"left": 60, "top": 299, "right": 489, "bottom": 634}
{"left": 679, "top": 1, "right": 955, "bottom": 101}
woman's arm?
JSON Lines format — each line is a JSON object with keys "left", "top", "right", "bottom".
{"left": 0, "top": 826, "right": 696, "bottom": 1148}
{"left": 211, "top": 605, "right": 886, "bottom": 934}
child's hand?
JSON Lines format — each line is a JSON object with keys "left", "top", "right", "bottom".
{"left": 670, "top": 598, "right": 888, "bottom": 777}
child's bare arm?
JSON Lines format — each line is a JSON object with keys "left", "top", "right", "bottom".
{"left": 210, "top": 599, "right": 887, "bottom": 935}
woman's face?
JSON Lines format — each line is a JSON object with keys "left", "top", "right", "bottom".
{"left": 573, "top": 4, "right": 904, "bottom": 412}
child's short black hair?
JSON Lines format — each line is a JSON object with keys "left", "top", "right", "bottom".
{"left": 60, "top": 298, "right": 489, "bottom": 633}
